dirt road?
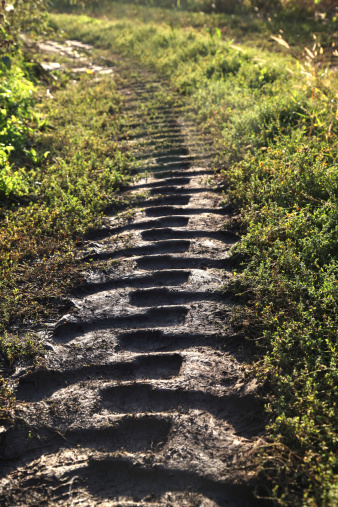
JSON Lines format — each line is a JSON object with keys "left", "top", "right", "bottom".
{"left": 0, "top": 69, "right": 264, "bottom": 506}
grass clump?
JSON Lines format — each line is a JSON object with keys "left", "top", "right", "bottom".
{"left": 229, "top": 133, "right": 338, "bottom": 505}
{"left": 0, "top": 332, "right": 43, "bottom": 368}
{"left": 51, "top": 6, "right": 338, "bottom": 505}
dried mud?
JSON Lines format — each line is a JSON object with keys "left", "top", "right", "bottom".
{"left": 0, "top": 61, "right": 266, "bottom": 506}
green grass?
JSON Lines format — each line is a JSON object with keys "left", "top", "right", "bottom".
{"left": 0, "top": 57, "right": 134, "bottom": 375}
{"left": 50, "top": 7, "right": 338, "bottom": 506}
{"left": 51, "top": 0, "right": 336, "bottom": 52}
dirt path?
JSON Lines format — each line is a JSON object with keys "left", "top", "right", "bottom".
{"left": 0, "top": 69, "right": 264, "bottom": 506}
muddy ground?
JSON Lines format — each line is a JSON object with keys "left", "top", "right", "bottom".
{"left": 0, "top": 47, "right": 266, "bottom": 506}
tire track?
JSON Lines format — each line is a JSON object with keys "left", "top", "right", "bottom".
{"left": 0, "top": 68, "right": 264, "bottom": 506}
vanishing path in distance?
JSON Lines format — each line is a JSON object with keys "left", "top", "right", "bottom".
{"left": 0, "top": 66, "right": 264, "bottom": 506}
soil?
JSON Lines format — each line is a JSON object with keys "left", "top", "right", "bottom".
{"left": 0, "top": 50, "right": 266, "bottom": 506}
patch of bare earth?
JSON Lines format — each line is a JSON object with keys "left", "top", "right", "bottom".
{"left": 0, "top": 58, "right": 266, "bottom": 506}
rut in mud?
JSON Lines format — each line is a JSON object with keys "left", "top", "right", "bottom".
{"left": 0, "top": 69, "right": 265, "bottom": 505}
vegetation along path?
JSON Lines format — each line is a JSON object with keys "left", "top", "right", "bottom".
{"left": 0, "top": 63, "right": 264, "bottom": 505}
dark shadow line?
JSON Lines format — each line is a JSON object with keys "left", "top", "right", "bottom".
{"left": 145, "top": 206, "right": 233, "bottom": 217}
{"left": 140, "top": 162, "right": 191, "bottom": 172}
{"left": 152, "top": 169, "right": 214, "bottom": 179}
{"left": 72, "top": 270, "right": 191, "bottom": 297}
{"left": 129, "top": 289, "right": 224, "bottom": 307}
{"left": 86, "top": 216, "right": 189, "bottom": 240}
{"left": 16, "top": 354, "right": 183, "bottom": 402}
{"left": 53, "top": 306, "right": 189, "bottom": 342}
{"left": 140, "top": 195, "right": 191, "bottom": 206}
{"left": 8, "top": 456, "right": 265, "bottom": 506}
{"left": 141, "top": 228, "right": 238, "bottom": 243}
{"left": 79, "top": 240, "right": 190, "bottom": 263}
{"left": 1, "top": 416, "right": 172, "bottom": 468}
{"left": 136, "top": 255, "right": 230, "bottom": 271}
{"left": 76, "top": 456, "right": 262, "bottom": 506}
{"left": 117, "top": 329, "right": 222, "bottom": 351}
{"left": 148, "top": 186, "right": 221, "bottom": 195}
{"left": 134, "top": 149, "right": 189, "bottom": 161}
{"left": 101, "top": 384, "right": 263, "bottom": 436}
{"left": 132, "top": 177, "right": 191, "bottom": 189}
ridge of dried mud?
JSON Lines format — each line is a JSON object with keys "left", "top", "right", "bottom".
{"left": 0, "top": 63, "right": 266, "bottom": 506}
